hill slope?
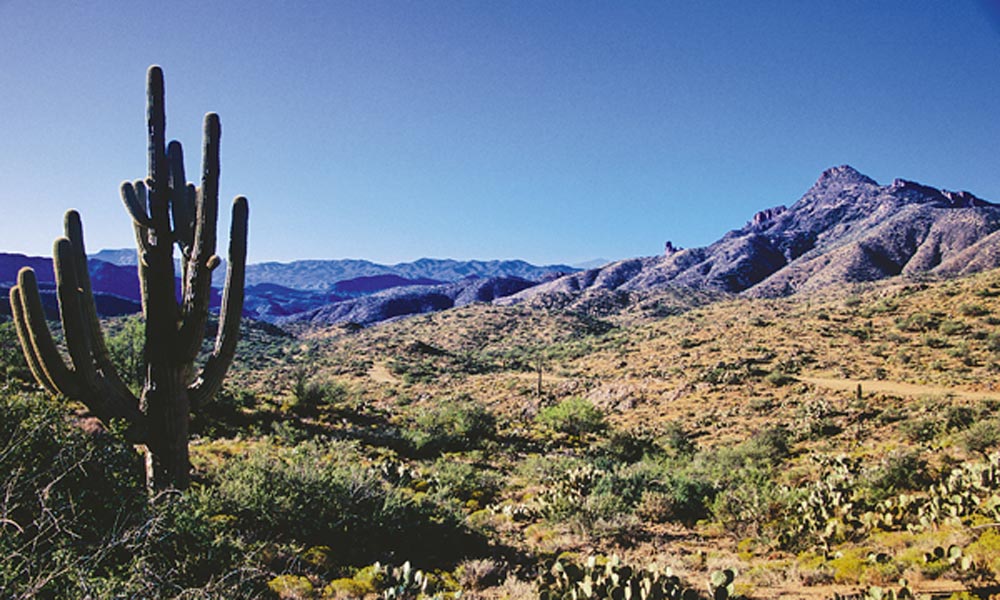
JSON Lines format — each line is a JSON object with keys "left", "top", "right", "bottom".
{"left": 279, "top": 276, "right": 538, "bottom": 327}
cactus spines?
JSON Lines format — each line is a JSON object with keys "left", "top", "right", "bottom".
{"left": 8, "top": 65, "right": 249, "bottom": 491}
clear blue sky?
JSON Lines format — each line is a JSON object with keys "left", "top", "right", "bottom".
{"left": 1, "top": 1, "right": 998, "bottom": 266}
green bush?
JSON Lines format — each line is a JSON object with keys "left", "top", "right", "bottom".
{"left": 0, "top": 391, "right": 249, "bottom": 597}
{"left": 0, "top": 321, "right": 31, "bottom": 383}
{"left": 659, "top": 421, "right": 697, "bottom": 457}
{"left": 536, "top": 397, "right": 606, "bottom": 436}
{"left": 862, "top": 450, "right": 931, "bottom": 502}
{"left": 427, "top": 457, "right": 502, "bottom": 511}
{"left": 106, "top": 315, "right": 145, "bottom": 393}
{"left": 710, "top": 465, "right": 784, "bottom": 538}
{"left": 959, "top": 419, "right": 1000, "bottom": 455}
{"left": 765, "top": 369, "right": 796, "bottom": 386}
{"left": 288, "top": 369, "right": 348, "bottom": 416}
{"left": 208, "top": 440, "right": 485, "bottom": 566}
{"left": 939, "top": 319, "right": 970, "bottom": 336}
{"left": 404, "top": 397, "right": 497, "bottom": 455}
{"left": 896, "top": 312, "right": 939, "bottom": 332}
{"left": 959, "top": 303, "right": 989, "bottom": 317}
{"left": 592, "top": 428, "right": 663, "bottom": 463}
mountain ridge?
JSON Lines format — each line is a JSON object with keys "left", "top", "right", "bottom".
{"left": 499, "top": 165, "right": 999, "bottom": 310}
{"left": 90, "top": 250, "right": 578, "bottom": 291}
{"left": 0, "top": 252, "right": 567, "bottom": 323}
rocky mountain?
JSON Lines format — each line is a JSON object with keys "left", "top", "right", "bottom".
{"left": 242, "top": 258, "right": 575, "bottom": 291}
{"left": 279, "top": 276, "right": 537, "bottom": 327}
{"left": 2, "top": 252, "right": 565, "bottom": 323}
{"left": 92, "top": 252, "right": 577, "bottom": 291}
{"left": 1, "top": 253, "right": 143, "bottom": 319}
{"left": 1, "top": 253, "right": 208, "bottom": 317}
{"left": 500, "top": 166, "right": 1000, "bottom": 307}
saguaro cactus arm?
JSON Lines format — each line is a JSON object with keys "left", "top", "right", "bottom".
{"left": 178, "top": 113, "right": 223, "bottom": 362}
{"left": 190, "top": 195, "right": 248, "bottom": 408}
{"left": 10, "top": 268, "right": 83, "bottom": 398}
{"left": 9, "top": 215, "right": 146, "bottom": 441}
{"left": 64, "top": 211, "right": 136, "bottom": 404}
{"left": 121, "top": 180, "right": 152, "bottom": 317}
{"left": 8, "top": 284, "right": 60, "bottom": 396}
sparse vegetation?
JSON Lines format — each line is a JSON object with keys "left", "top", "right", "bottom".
{"left": 8, "top": 267, "right": 1000, "bottom": 597}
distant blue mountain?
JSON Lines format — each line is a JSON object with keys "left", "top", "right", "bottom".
{"left": 90, "top": 251, "right": 577, "bottom": 290}
{"left": 332, "top": 274, "right": 444, "bottom": 296}
{"left": 2, "top": 252, "right": 568, "bottom": 324}
{"left": 279, "top": 276, "right": 537, "bottom": 327}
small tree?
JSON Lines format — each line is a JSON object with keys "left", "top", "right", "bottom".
{"left": 8, "top": 66, "right": 249, "bottom": 490}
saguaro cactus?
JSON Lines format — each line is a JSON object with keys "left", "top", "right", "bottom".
{"left": 8, "top": 65, "right": 248, "bottom": 490}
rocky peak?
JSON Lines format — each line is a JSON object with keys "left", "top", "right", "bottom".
{"left": 942, "top": 190, "right": 992, "bottom": 207}
{"left": 748, "top": 206, "right": 786, "bottom": 229}
{"left": 813, "top": 165, "right": 879, "bottom": 188}
{"left": 889, "top": 178, "right": 995, "bottom": 208}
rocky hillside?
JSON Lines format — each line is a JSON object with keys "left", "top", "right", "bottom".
{"left": 279, "top": 276, "right": 537, "bottom": 327}
{"left": 500, "top": 165, "right": 1000, "bottom": 308}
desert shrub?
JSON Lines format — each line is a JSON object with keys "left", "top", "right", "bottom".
{"left": 534, "top": 461, "right": 644, "bottom": 538}
{"left": 862, "top": 450, "right": 931, "bottom": 502}
{"left": 901, "top": 417, "right": 940, "bottom": 443}
{"left": 794, "top": 397, "right": 840, "bottom": 440}
{"left": 208, "top": 440, "right": 484, "bottom": 566}
{"left": 536, "top": 397, "right": 606, "bottom": 436}
{"left": 193, "top": 384, "right": 262, "bottom": 438}
{"left": 738, "top": 426, "right": 791, "bottom": 466}
{"left": 896, "top": 312, "right": 939, "bottom": 332}
{"left": 0, "top": 321, "right": 31, "bottom": 383}
{"left": 680, "top": 427, "right": 792, "bottom": 537}
{"left": 923, "top": 334, "right": 949, "bottom": 348}
{"left": 691, "top": 427, "right": 790, "bottom": 487}
{"left": 404, "top": 397, "right": 496, "bottom": 455}
{"left": 710, "top": 465, "right": 785, "bottom": 539}
{"left": 958, "top": 419, "right": 1000, "bottom": 455}
{"left": 765, "top": 369, "right": 796, "bottom": 386}
{"left": 939, "top": 319, "right": 970, "bottom": 336}
{"left": 427, "top": 458, "right": 502, "bottom": 511}
{"left": 114, "top": 491, "right": 256, "bottom": 597}
{"left": 106, "top": 315, "right": 145, "bottom": 393}
{"left": 636, "top": 464, "right": 713, "bottom": 524}
{"left": 0, "top": 392, "right": 144, "bottom": 596}
{"left": 591, "top": 428, "right": 663, "bottom": 463}
{"left": 959, "top": 303, "right": 989, "bottom": 317}
{"left": 945, "top": 405, "right": 977, "bottom": 431}
{"left": 388, "top": 357, "right": 439, "bottom": 384}
{"left": 288, "top": 369, "right": 348, "bottom": 416}
{"left": 658, "top": 420, "right": 697, "bottom": 457}
{"left": 455, "top": 558, "right": 503, "bottom": 591}
{"left": 0, "top": 389, "right": 270, "bottom": 598}
{"left": 530, "top": 454, "right": 712, "bottom": 535}
{"left": 862, "top": 298, "right": 898, "bottom": 316}
{"left": 701, "top": 360, "right": 761, "bottom": 385}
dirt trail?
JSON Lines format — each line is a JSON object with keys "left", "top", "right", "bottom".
{"left": 800, "top": 374, "right": 1000, "bottom": 402}
{"left": 367, "top": 362, "right": 399, "bottom": 383}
